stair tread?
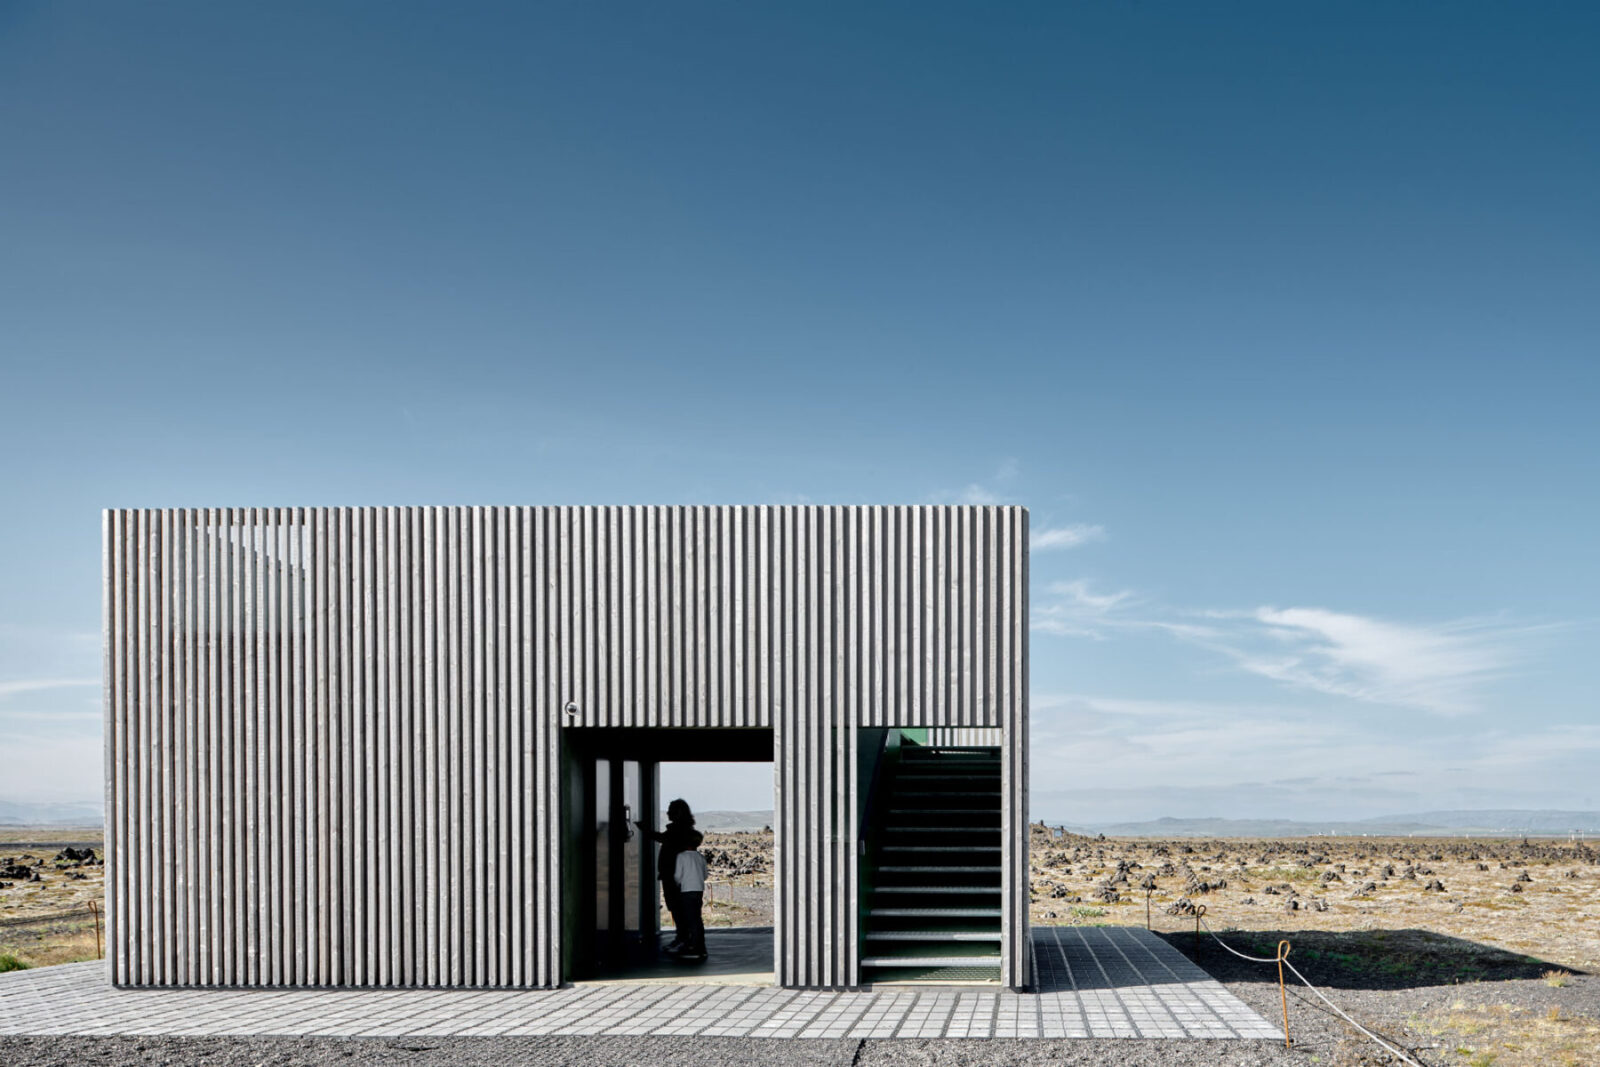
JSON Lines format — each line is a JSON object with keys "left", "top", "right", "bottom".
{"left": 862, "top": 930, "right": 1002, "bottom": 941}
{"left": 896, "top": 770, "right": 1000, "bottom": 776}
{"left": 897, "top": 771, "right": 1001, "bottom": 777}
{"left": 901, "top": 758, "right": 1000, "bottom": 764}
{"left": 897, "top": 768, "right": 999, "bottom": 774}
{"left": 861, "top": 745, "right": 1010, "bottom": 985}
{"left": 902, "top": 756, "right": 999, "bottom": 760}
{"left": 875, "top": 886, "right": 1001, "bottom": 894}
{"left": 881, "top": 844, "right": 1001, "bottom": 850}
{"left": 887, "top": 808, "right": 1000, "bottom": 813}
{"left": 862, "top": 956, "right": 1001, "bottom": 967}
{"left": 865, "top": 971, "right": 1002, "bottom": 984}
{"left": 900, "top": 760, "right": 1000, "bottom": 766}
{"left": 869, "top": 907, "right": 1003, "bottom": 916}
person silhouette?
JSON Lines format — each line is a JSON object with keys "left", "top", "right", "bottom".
{"left": 636, "top": 797, "right": 703, "bottom": 954}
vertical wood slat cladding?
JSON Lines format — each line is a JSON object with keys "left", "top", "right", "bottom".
{"left": 105, "top": 505, "right": 1028, "bottom": 989}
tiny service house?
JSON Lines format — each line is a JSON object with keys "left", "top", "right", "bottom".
{"left": 103, "top": 505, "right": 1029, "bottom": 990}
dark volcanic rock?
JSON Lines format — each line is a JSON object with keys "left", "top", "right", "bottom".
{"left": 53, "top": 846, "right": 99, "bottom": 866}
{"left": 0, "top": 860, "right": 35, "bottom": 880}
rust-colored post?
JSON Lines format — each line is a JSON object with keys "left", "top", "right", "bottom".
{"left": 89, "top": 900, "right": 103, "bottom": 959}
{"left": 1277, "top": 940, "right": 1293, "bottom": 1048}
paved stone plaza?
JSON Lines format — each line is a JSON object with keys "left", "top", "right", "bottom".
{"left": 0, "top": 926, "right": 1280, "bottom": 1041}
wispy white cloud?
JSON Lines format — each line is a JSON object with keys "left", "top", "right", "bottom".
{"left": 1031, "top": 580, "right": 1142, "bottom": 638}
{"left": 928, "top": 465, "right": 1109, "bottom": 556}
{"left": 1032, "top": 582, "right": 1549, "bottom": 716}
{"left": 930, "top": 483, "right": 1005, "bottom": 506}
{"left": 0, "top": 678, "right": 99, "bottom": 701}
{"left": 1028, "top": 691, "right": 1600, "bottom": 822}
{"left": 1195, "top": 606, "right": 1542, "bottom": 715}
{"left": 0, "top": 628, "right": 105, "bottom": 803}
{"left": 1031, "top": 581, "right": 1220, "bottom": 642}
{"left": 0, "top": 728, "right": 104, "bottom": 803}
{"left": 1030, "top": 524, "right": 1105, "bottom": 551}
{"left": 1049, "top": 580, "right": 1133, "bottom": 612}
{"left": 928, "top": 460, "right": 1034, "bottom": 508}
{"left": 0, "top": 624, "right": 98, "bottom": 667}
{"left": 0, "top": 709, "right": 102, "bottom": 722}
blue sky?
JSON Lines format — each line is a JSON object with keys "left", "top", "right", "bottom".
{"left": 2, "top": 3, "right": 1596, "bottom": 822}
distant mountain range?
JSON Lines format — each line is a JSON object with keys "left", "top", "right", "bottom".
{"left": 684, "top": 808, "right": 1600, "bottom": 837}
{"left": 6, "top": 798, "right": 1594, "bottom": 838}
{"left": 1054, "top": 810, "right": 1600, "bottom": 838}
{"left": 666, "top": 809, "right": 773, "bottom": 832}
{"left": 0, "top": 799, "right": 103, "bottom": 827}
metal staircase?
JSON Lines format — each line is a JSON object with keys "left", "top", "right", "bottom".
{"left": 860, "top": 744, "right": 1003, "bottom": 985}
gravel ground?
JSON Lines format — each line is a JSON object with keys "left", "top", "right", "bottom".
{"left": 0, "top": 1033, "right": 1307, "bottom": 1067}
{"left": 0, "top": 1035, "right": 861, "bottom": 1067}
{"left": 0, "top": 990, "right": 1396, "bottom": 1067}
{"left": 6, "top": 972, "right": 1596, "bottom": 1067}
{"left": 5, "top": 936, "right": 1596, "bottom": 1067}
{"left": 1209, "top": 946, "right": 1600, "bottom": 1066}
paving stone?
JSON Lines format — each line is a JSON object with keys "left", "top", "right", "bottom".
{"left": 0, "top": 927, "right": 1280, "bottom": 1041}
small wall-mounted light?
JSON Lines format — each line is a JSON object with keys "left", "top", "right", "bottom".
{"left": 563, "top": 701, "right": 579, "bottom": 718}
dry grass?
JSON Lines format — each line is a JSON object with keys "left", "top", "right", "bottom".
{"left": 0, "top": 850, "right": 105, "bottom": 922}
{"left": 1027, "top": 831, "right": 1600, "bottom": 974}
{"left": 0, "top": 827, "right": 101, "bottom": 846}
{"left": 0, "top": 829, "right": 107, "bottom": 969}
{"left": 0, "top": 924, "right": 100, "bottom": 969}
{"left": 1410, "top": 1000, "right": 1600, "bottom": 1067}
{"left": 6, "top": 825, "right": 1597, "bottom": 987}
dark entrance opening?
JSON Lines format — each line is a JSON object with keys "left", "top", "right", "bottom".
{"left": 562, "top": 727, "right": 774, "bottom": 982}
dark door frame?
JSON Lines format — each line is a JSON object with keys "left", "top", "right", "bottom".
{"left": 560, "top": 727, "right": 776, "bottom": 982}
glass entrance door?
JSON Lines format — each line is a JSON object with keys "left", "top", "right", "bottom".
{"left": 592, "top": 758, "right": 611, "bottom": 961}
{"left": 622, "top": 759, "right": 643, "bottom": 938}
{"left": 587, "top": 756, "right": 657, "bottom": 975}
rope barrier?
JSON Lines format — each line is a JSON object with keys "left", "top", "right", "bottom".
{"left": 0, "top": 907, "right": 99, "bottom": 928}
{"left": 1195, "top": 915, "right": 1429, "bottom": 1067}
{"left": 1195, "top": 916, "right": 1281, "bottom": 963}
{"left": 1279, "top": 956, "right": 1427, "bottom": 1067}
